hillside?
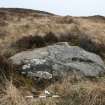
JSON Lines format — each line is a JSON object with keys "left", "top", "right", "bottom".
{"left": 0, "top": 8, "right": 105, "bottom": 105}
{"left": 0, "top": 8, "right": 105, "bottom": 57}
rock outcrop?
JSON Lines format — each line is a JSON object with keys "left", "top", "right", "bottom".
{"left": 10, "top": 42, "right": 105, "bottom": 78}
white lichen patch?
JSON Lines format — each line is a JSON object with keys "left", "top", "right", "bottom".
{"left": 22, "top": 58, "right": 46, "bottom": 70}
{"left": 22, "top": 64, "right": 31, "bottom": 69}
{"left": 30, "top": 58, "right": 46, "bottom": 65}
{"left": 27, "top": 71, "right": 52, "bottom": 79}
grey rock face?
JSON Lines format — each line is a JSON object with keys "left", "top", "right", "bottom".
{"left": 10, "top": 42, "right": 105, "bottom": 78}
{"left": 27, "top": 71, "right": 52, "bottom": 80}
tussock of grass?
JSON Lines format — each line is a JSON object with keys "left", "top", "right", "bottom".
{"left": 15, "top": 35, "right": 46, "bottom": 49}
{"left": 80, "top": 32, "right": 105, "bottom": 55}
{"left": 47, "top": 76, "right": 105, "bottom": 105}
{"left": 15, "top": 32, "right": 59, "bottom": 49}
{"left": 13, "top": 30, "right": 81, "bottom": 52}
{"left": 0, "top": 55, "right": 14, "bottom": 81}
{"left": 0, "top": 81, "right": 27, "bottom": 105}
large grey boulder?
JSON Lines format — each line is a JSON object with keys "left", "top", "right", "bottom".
{"left": 9, "top": 42, "right": 105, "bottom": 78}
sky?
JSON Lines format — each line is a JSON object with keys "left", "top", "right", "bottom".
{"left": 0, "top": 0, "right": 105, "bottom": 16}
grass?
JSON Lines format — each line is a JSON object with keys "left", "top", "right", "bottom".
{"left": 47, "top": 75, "right": 105, "bottom": 105}
{"left": 0, "top": 59, "right": 105, "bottom": 105}
{"left": 13, "top": 29, "right": 81, "bottom": 53}
{"left": 0, "top": 8, "right": 105, "bottom": 57}
{"left": 0, "top": 81, "right": 27, "bottom": 105}
{"left": 0, "top": 8, "right": 105, "bottom": 105}
{"left": 0, "top": 55, "right": 14, "bottom": 81}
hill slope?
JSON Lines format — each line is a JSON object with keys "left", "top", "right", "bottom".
{"left": 0, "top": 8, "right": 105, "bottom": 58}
{"left": 0, "top": 8, "right": 105, "bottom": 105}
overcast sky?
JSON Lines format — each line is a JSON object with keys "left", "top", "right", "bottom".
{"left": 0, "top": 0, "right": 105, "bottom": 16}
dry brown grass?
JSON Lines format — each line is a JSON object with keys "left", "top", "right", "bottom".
{"left": 0, "top": 8, "right": 105, "bottom": 58}
{"left": 1, "top": 76, "right": 105, "bottom": 105}
{"left": 46, "top": 75, "right": 105, "bottom": 105}
{"left": 0, "top": 81, "right": 27, "bottom": 105}
{"left": 0, "top": 55, "right": 14, "bottom": 81}
{"left": 0, "top": 8, "right": 105, "bottom": 105}
{"left": 0, "top": 59, "right": 105, "bottom": 105}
